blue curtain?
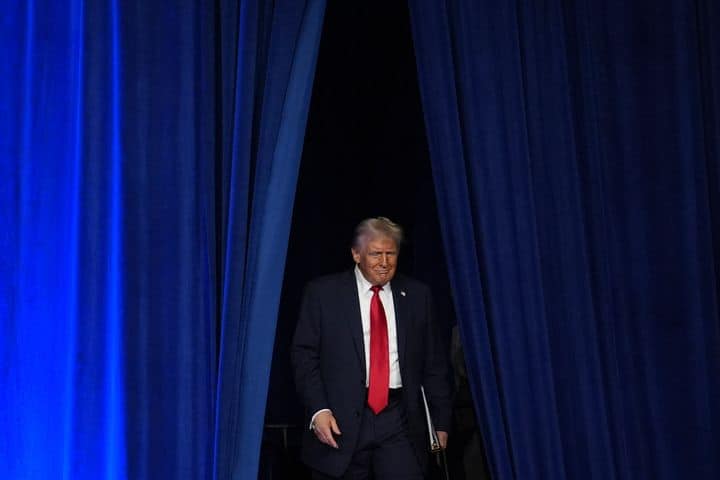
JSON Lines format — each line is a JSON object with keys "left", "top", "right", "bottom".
{"left": 0, "top": 1, "right": 325, "bottom": 478}
{"left": 212, "top": 1, "right": 325, "bottom": 479}
{"left": 409, "top": 1, "right": 720, "bottom": 479}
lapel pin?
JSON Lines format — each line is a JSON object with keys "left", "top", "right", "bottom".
{"left": 401, "top": 291, "right": 406, "bottom": 296}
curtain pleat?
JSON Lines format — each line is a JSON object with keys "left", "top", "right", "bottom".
{"left": 213, "top": 1, "right": 325, "bottom": 479}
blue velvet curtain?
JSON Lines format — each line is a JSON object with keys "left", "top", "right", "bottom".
{"left": 0, "top": 1, "right": 325, "bottom": 478}
{"left": 409, "top": 1, "right": 720, "bottom": 479}
{"left": 212, "top": 1, "right": 325, "bottom": 478}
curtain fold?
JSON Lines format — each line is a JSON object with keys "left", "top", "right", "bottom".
{"left": 213, "top": 1, "right": 325, "bottom": 478}
{"left": 409, "top": 0, "right": 720, "bottom": 479}
{"left": 1, "top": 1, "right": 325, "bottom": 478}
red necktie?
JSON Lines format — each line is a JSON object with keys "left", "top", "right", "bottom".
{"left": 368, "top": 285, "right": 389, "bottom": 414}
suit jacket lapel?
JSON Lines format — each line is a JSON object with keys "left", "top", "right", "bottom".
{"left": 342, "top": 270, "right": 366, "bottom": 383}
{"left": 392, "top": 276, "right": 408, "bottom": 379}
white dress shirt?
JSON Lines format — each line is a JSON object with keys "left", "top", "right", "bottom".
{"left": 354, "top": 265, "right": 403, "bottom": 388}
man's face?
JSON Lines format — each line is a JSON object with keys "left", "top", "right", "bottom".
{"left": 351, "top": 235, "right": 399, "bottom": 286}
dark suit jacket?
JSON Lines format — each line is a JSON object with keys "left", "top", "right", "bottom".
{"left": 291, "top": 270, "right": 452, "bottom": 477}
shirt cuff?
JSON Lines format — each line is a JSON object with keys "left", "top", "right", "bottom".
{"left": 309, "top": 408, "right": 332, "bottom": 430}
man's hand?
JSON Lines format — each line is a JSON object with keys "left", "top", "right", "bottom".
{"left": 437, "top": 431, "right": 448, "bottom": 450}
{"left": 313, "top": 411, "right": 342, "bottom": 449}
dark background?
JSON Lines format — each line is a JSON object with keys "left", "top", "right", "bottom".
{"left": 261, "top": 1, "right": 455, "bottom": 476}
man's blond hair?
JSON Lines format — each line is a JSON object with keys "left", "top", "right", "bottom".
{"left": 351, "top": 217, "right": 404, "bottom": 251}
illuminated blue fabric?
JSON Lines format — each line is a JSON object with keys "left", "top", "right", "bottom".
{"left": 0, "top": 1, "right": 325, "bottom": 478}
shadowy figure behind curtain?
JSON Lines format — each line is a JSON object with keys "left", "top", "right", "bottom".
{"left": 409, "top": 1, "right": 720, "bottom": 479}
{"left": 0, "top": 1, "right": 325, "bottom": 478}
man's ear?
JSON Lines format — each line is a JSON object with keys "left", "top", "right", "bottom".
{"left": 351, "top": 248, "right": 360, "bottom": 264}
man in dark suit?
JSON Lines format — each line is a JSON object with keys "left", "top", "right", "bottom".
{"left": 291, "top": 217, "right": 452, "bottom": 479}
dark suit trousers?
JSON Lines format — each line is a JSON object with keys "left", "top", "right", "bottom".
{"left": 312, "top": 391, "right": 424, "bottom": 480}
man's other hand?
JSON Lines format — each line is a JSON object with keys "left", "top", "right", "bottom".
{"left": 437, "top": 431, "right": 448, "bottom": 450}
{"left": 313, "top": 411, "right": 342, "bottom": 449}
